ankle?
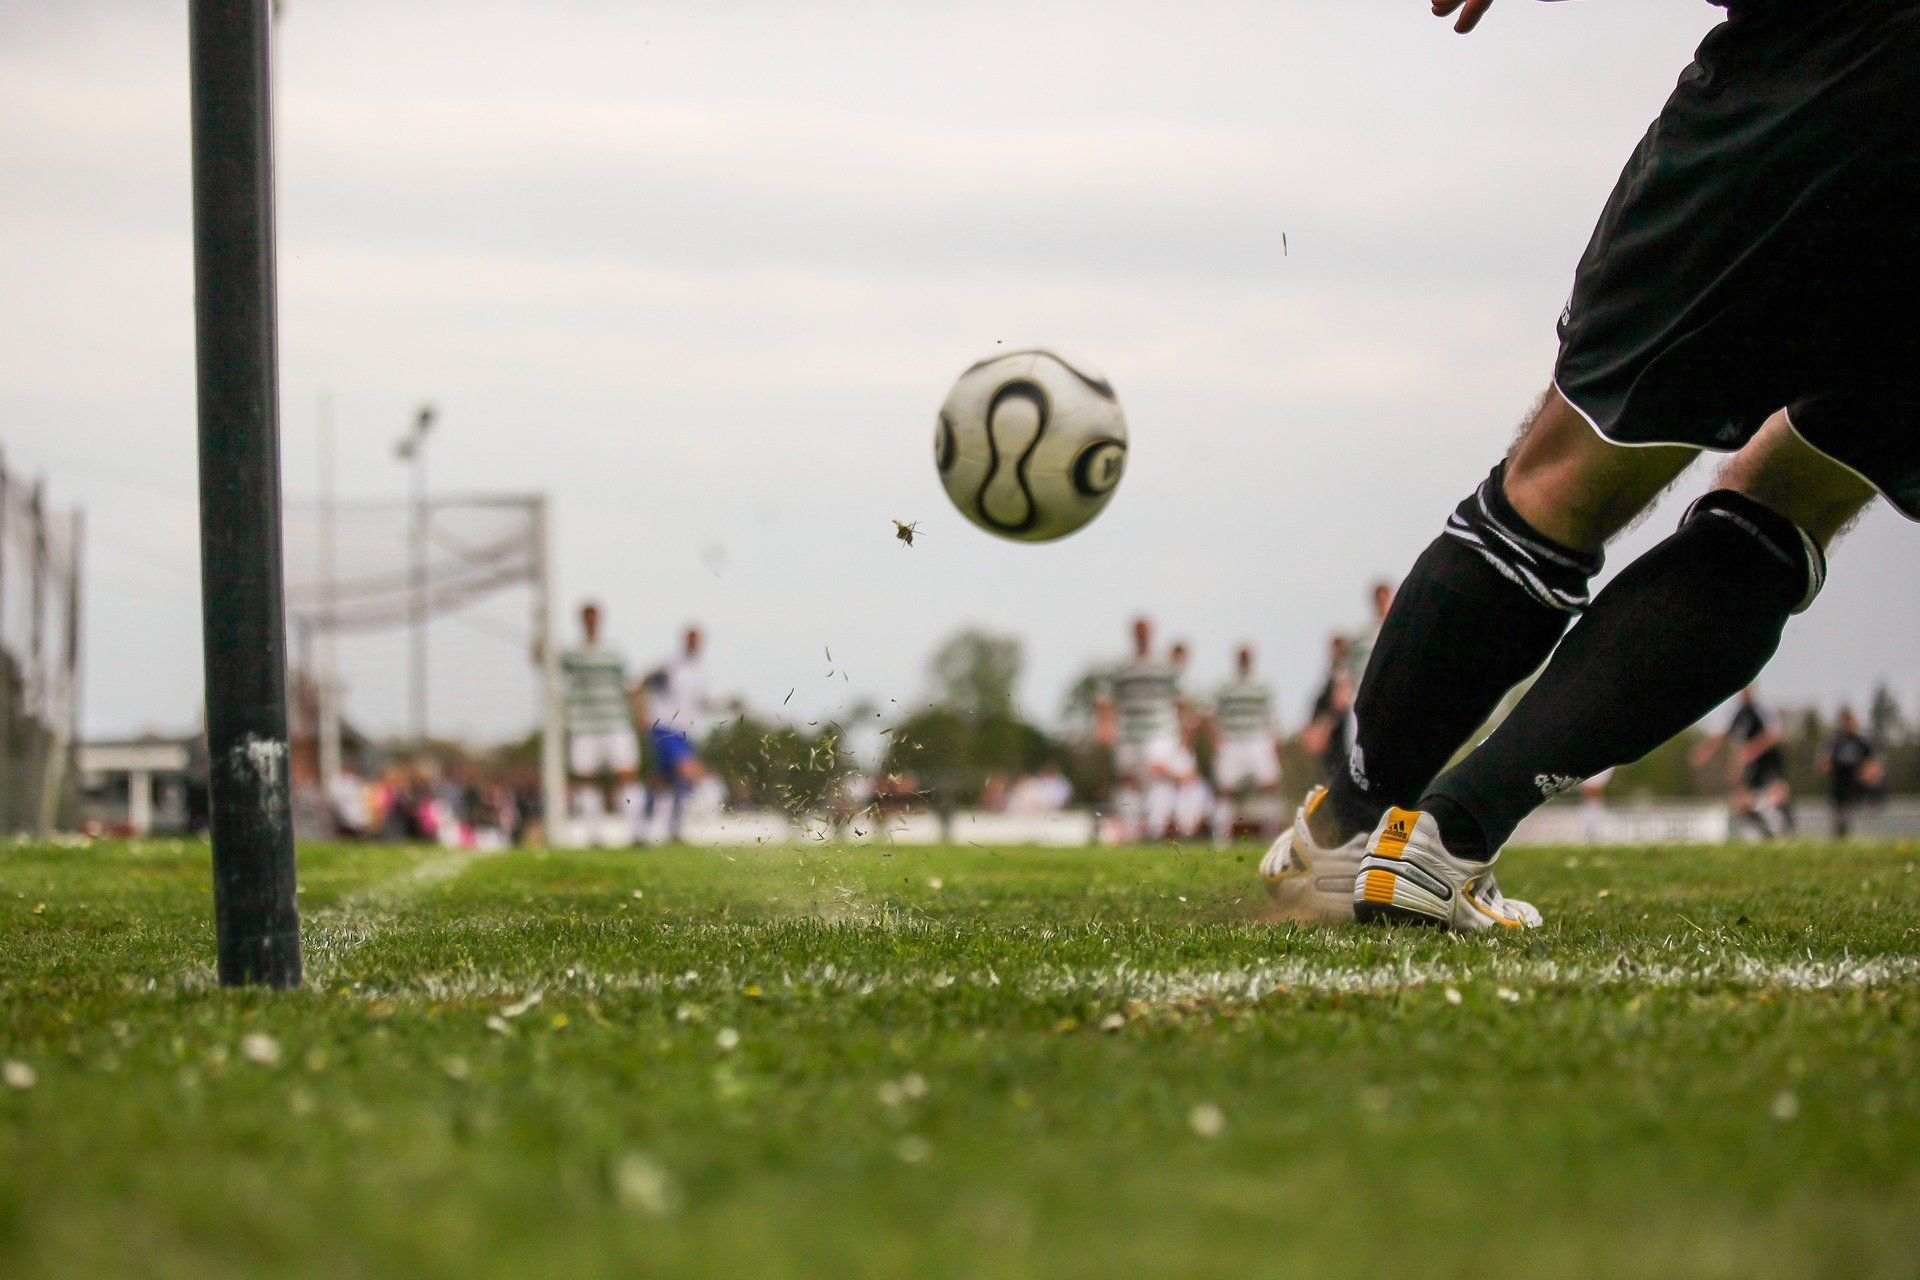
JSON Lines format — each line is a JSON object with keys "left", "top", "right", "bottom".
{"left": 1305, "top": 796, "right": 1361, "bottom": 849}
{"left": 1422, "top": 795, "right": 1492, "bottom": 862}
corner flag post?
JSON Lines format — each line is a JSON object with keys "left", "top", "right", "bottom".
{"left": 189, "top": 0, "right": 302, "bottom": 987}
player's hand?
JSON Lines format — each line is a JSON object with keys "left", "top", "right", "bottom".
{"left": 1431, "top": 0, "right": 1494, "bottom": 33}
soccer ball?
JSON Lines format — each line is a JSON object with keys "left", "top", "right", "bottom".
{"left": 935, "top": 349, "right": 1129, "bottom": 543}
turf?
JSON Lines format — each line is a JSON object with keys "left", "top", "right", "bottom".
{"left": 2, "top": 837, "right": 1918, "bottom": 1279}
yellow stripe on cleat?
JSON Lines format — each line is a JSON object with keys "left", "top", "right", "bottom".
{"left": 1362, "top": 868, "right": 1399, "bottom": 904}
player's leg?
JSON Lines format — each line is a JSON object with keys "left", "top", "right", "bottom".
{"left": 1399, "top": 413, "right": 1873, "bottom": 894}
{"left": 567, "top": 733, "right": 614, "bottom": 847}
{"left": 597, "top": 728, "right": 641, "bottom": 845}
{"left": 1114, "top": 777, "right": 1144, "bottom": 843}
{"left": 1311, "top": 387, "right": 1694, "bottom": 847}
{"left": 666, "top": 748, "right": 703, "bottom": 842}
{"left": 1112, "top": 743, "right": 1145, "bottom": 843}
{"left": 1143, "top": 742, "right": 1181, "bottom": 842}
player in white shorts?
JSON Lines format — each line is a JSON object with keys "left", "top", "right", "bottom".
{"left": 559, "top": 601, "right": 644, "bottom": 845}
{"left": 1095, "top": 616, "right": 1184, "bottom": 842}
{"left": 1210, "top": 644, "right": 1283, "bottom": 842}
{"left": 1167, "top": 640, "right": 1212, "bottom": 840}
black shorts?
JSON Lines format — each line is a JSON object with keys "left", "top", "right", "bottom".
{"left": 1555, "top": 0, "right": 1920, "bottom": 517}
{"left": 1742, "top": 748, "right": 1789, "bottom": 792}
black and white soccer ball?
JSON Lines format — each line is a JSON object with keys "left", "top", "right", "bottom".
{"left": 935, "top": 349, "right": 1129, "bottom": 543}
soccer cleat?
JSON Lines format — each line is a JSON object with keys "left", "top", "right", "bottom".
{"left": 1352, "top": 807, "right": 1542, "bottom": 931}
{"left": 1259, "top": 787, "right": 1367, "bottom": 924}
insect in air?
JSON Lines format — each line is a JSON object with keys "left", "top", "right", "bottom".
{"left": 893, "top": 519, "right": 922, "bottom": 548}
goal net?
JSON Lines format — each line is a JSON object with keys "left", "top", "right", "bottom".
{"left": 0, "top": 453, "right": 83, "bottom": 836}
{"left": 281, "top": 492, "right": 562, "bottom": 838}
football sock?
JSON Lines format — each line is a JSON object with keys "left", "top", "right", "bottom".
{"left": 1326, "top": 462, "right": 1602, "bottom": 837}
{"left": 1145, "top": 780, "right": 1177, "bottom": 842}
{"left": 620, "top": 784, "right": 647, "bottom": 840}
{"left": 1421, "top": 490, "right": 1824, "bottom": 860}
{"left": 572, "top": 785, "right": 604, "bottom": 819}
{"left": 667, "top": 780, "right": 689, "bottom": 840}
{"left": 1115, "top": 787, "right": 1144, "bottom": 842}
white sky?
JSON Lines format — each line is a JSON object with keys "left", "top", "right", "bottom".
{"left": 3, "top": 0, "right": 1916, "bottom": 741}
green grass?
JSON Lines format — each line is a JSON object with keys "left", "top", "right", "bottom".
{"left": 3, "top": 837, "right": 1918, "bottom": 1279}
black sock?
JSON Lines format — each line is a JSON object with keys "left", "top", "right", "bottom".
{"left": 1327, "top": 462, "right": 1601, "bottom": 836}
{"left": 1422, "top": 490, "right": 1823, "bottom": 859}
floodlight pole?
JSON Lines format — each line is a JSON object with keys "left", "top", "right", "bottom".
{"left": 189, "top": 0, "right": 301, "bottom": 988}
{"left": 398, "top": 404, "right": 436, "bottom": 748}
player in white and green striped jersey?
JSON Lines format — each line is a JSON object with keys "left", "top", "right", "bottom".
{"left": 1094, "top": 616, "right": 1185, "bottom": 842}
{"left": 559, "top": 602, "right": 643, "bottom": 845}
{"left": 1210, "top": 644, "right": 1283, "bottom": 842}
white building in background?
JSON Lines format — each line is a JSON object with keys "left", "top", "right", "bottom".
{"left": 79, "top": 735, "right": 204, "bottom": 837}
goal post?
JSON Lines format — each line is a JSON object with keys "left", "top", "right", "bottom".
{"left": 281, "top": 490, "right": 566, "bottom": 835}
{"left": 188, "top": 0, "right": 302, "bottom": 987}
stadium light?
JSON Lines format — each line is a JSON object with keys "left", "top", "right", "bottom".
{"left": 397, "top": 403, "right": 436, "bottom": 746}
{"left": 188, "top": 0, "right": 301, "bottom": 987}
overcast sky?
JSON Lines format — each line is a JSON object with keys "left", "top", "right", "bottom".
{"left": 4, "top": 0, "right": 1916, "bottom": 744}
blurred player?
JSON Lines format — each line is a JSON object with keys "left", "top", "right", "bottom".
{"left": 1578, "top": 768, "right": 1614, "bottom": 844}
{"left": 559, "top": 602, "right": 644, "bottom": 845}
{"left": 1300, "top": 634, "right": 1355, "bottom": 787}
{"left": 1210, "top": 644, "right": 1283, "bottom": 844}
{"left": 1692, "top": 686, "right": 1793, "bottom": 840}
{"left": 1167, "top": 639, "right": 1211, "bottom": 840}
{"left": 1821, "top": 705, "right": 1882, "bottom": 838}
{"left": 1094, "top": 617, "right": 1182, "bottom": 842}
{"left": 638, "top": 624, "right": 712, "bottom": 844}
{"left": 1346, "top": 579, "right": 1396, "bottom": 685}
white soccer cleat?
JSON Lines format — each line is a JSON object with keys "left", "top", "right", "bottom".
{"left": 1259, "top": 787, "right": 1367, "bottom": 924}
{"left": 1352, "top": 806, "right": 1542, "bottom": 931}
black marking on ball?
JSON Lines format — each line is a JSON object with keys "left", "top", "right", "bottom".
{"left": 974, "top": 379, "right": 1049, "bottom": 535}
{"left": 935, "top": 413, "right": 956, "bottom": 473}
{"left": 961, "top": 349, "right": 1116, "bottom": 401}
{"left": 1072, "top": 439, "right": 1127, "bottom": 497}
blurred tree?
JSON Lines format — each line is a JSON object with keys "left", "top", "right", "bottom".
{"left": 930, "top": 630, "right": 1022, "bottom": 720}
{"left": 704, "top": 713, "right": 849, "bottom": 817}
{"left": 883, "top": 628, "right": 1067, "bottom": 807}
{"left": 1870, "top": 682, "right": 1908, "bottom": 746}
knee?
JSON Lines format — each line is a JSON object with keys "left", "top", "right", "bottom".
{"left": 1719, "top": 413, "right": 1878, "bottom": 547}
{"left": 1503, "top": 387, "right": 1693, "bottom": 551}
{"left": 1679, "top": 489, "right": 1826, "bottom": 615}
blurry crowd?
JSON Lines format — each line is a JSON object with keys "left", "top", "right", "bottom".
{"left": 318, "top": 761, "right": 543, "bottom": 849}
{"left": 260, "top": 583, "right": 1909, "bottom": 849}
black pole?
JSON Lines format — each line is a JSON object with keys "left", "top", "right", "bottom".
{"left": 189, "top": 0, "right": 301, "bottom": 988}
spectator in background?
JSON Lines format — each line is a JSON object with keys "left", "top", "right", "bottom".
{"left": 1008, "top": 764, "right": 1074, "bottom": 815}
{"left": 1347, "top": 579, "right": 1397, "bottom": 684}
{"left": 980, "top": 774, "right": 1011, "bottom": 813}
{"left": 1578, "top": 768, "right": 1615, "bottom": 844}
{"left": 1302, "top": 634, "right": 1356, "bottom": 787}
{"left": 1822, "top": 706, "right": 1883, "bottom": 839}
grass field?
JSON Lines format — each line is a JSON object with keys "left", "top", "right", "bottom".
{"left": 2, "top": 837, "right": 1918, "bottom": 1279}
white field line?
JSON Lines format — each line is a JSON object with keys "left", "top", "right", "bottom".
{"left": 303, "top": 846, "right": 510, "bottom": 979}
{"left": 336, "top": 952, "right": 1920, "bottom": 1009}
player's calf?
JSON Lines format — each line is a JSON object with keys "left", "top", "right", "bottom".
{"left": 1417, "top": 485, "right": 1835, "bottom": 866}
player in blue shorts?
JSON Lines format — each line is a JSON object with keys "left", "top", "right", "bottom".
{"left": 638, "top": 625, "right": 712, "bottom": 843}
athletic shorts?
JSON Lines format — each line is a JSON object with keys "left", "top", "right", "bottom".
{"left": 1115, "top": 738, "right": 1184, "bottom": 780}
{"left": 1554, "top": 0, "right": 1920, "bottom": 517}
{"left": 1213, "top": 739, "right": 1281, "bottom": 792}
{"left": 1742, "top": 748, "right": 1790, "bottom": 791}
{"left": 569, "top": 728, "right": 639, "bottom": 777}
{"left": 649, "top": 725, "right": 698, "bottom": 777}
